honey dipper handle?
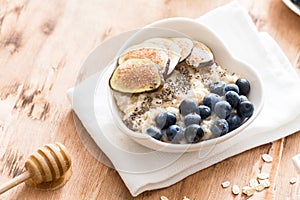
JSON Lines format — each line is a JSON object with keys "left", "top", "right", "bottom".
{"left": 0, "top": 171, "right": 31, "bottom": 194}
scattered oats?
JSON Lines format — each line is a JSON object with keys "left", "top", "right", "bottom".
{"left": 249, "top": 179, "right": 259, "bottom": 188}
{"left": 262, "top": 154, "right": 273, "bottom": 163}
{"left": 258, "top": 179, "right": 271, "bottom": 188}
{"left": 160, "top": 196, "right": 169, "bottom": 200}
{"left": 232, "top": 185, "right": 240, "bottom": 195}
{"left": 183, "top": 196, "right": 190, "bottom": 200}
{"left": 255, "top": 183, "right": 265, "bottom": 192}
{"left": 221, "top": 181, "right": 230, "bottom": 188}
{"left": 242, "top": 186, "right": 256, "bottom": 196}
{"left": 290, "top": 177, "right": 297, "bottom": 184}
{"left": 257, "top": 173, "right": 269, "bottom": 180}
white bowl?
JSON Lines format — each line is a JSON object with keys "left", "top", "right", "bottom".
{"left": 110, "top": 17, "right": 264, "bottom": 152}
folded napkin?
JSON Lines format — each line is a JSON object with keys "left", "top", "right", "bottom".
{"left": 67, "top": 2, "right": 300, "bottom": 197}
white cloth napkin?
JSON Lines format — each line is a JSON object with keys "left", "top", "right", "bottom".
{"left": 67, "top": 2, "right": 300, "bottom": 197}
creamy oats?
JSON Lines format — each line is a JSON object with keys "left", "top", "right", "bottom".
{"left": 112, "top": 61, "right": 239, "bottom": 143}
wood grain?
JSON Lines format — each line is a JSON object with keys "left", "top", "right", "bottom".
{"left": 0, "top": 0, "right": 299, "bottom": 199}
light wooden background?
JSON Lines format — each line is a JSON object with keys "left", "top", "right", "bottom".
{"left": 0, "top": 0, "right": 299, "bottom": 199}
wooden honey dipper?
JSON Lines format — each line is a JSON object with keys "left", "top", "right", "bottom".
{"left": 0, "top": 142, "right": 72, "bottom": 194}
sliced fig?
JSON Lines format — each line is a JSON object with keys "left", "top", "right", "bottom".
{"left": 119, "top": 42, "right": 163, "bottom": 54}
{"left": 110, "top": 58, "right": 164, "bottom": 93}
{"left": 170, "top": 37, "right": 193, "bottom": 62}
{"left": 118, "top": 43, "right": 169, "bottom": 76}
{"left": 143, "top": 37, "right": 181, "bottom": 75}
{"left": 186, "top": 41, "right": 214, "bottom": 68}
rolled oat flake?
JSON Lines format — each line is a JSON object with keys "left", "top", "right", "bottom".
{"left": 242, "top": 186, "right": 256, "bottom": 196}
{"left": 262, "top": 154, "right": 273, "bottom": 162}
{"left": 232, "top": 185, "right": 240, "bottom": 195}
{"left": 258, "top": 179, "right": 271, "bottom": 188}
{"left": 257, "top": 173, "right": 269, "bottom": 180}
{"left": 160, "top": 196, "right": 169, "bottom": 200}
{"left": 255, "top": 183, "right": 265, "bottom": 192}
{"left": 221, "top": 181, "right": 230, "bottom": 188}
{"left": 249, "top": 178, "right": 259, "bottom": 188}
{"left": 290, "top": 177, "right": 297, "bottom": 184}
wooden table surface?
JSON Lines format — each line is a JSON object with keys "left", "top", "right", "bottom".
{"left": 0, "top": 0, "right": 299, "bottom": 199}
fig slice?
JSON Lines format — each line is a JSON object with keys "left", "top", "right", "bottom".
{"left": 170, "top": 37, "right": 193, "bottom": 62}
{"left": 143, "top": 37, "right": 181, "bottom": 75}
{"left": 118, "top": 43, "right": 170, "bottom": 77}
{"left": 186, "top": 41, "right": 215, "bottom": 68}
{"left": 110, "top": 58, "right": 164, "bottom": 93}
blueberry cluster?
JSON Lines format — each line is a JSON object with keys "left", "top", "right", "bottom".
{"left": 292, "top": 0, "right": 300, "bottom": 6}
{"left": 205, "top": 78, "right": 253, "bottom": 136}
{"left": 145, "top": 99, "right": 208, "bottom": 144}
{"left": 146, "top": 78, "right": 254, "bottom": 144}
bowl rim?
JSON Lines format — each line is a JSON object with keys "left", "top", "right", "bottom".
{"left": 109, "top": 17, "right": 265, "bottom": 152}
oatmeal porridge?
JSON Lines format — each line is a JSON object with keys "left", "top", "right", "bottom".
{"left": 109, "top": 37, "right": 254, "bottom": 144}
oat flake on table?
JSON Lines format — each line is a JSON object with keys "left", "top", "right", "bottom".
{"left": 290, "top": 177, "right": 297, "bottom": 184}
{"left": 232, "top": 185, "right": 240, "bottom": 195}
{"left": 257, "top": 173, "right": 269, "bottom": 180}
{"left": 258, "top": 179, "right": 271, "bottom": 188}
{"left": 262, "top": 154, "right": 273, "bottom": 162}
{"left": 255, "top": 183, "right": 265, "bottom": 192}
{"left": 221, "top": 181, "right": 230, "bottom": 188}
{"left": 160, "top": 196, "right": 169, "bottom": 200}
{"left": 242, "top": 186, "right": 256, "bottom": 196}
{"left": 249, "top": 178, "right": 259, "bottom": 188}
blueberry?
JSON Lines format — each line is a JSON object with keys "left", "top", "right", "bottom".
{"left": 239, "top": 95, "right": 248, "bottom": 104}
{"left": 184, "top": 124, "right": 204, "bottom": 143}
{"left": 211, "top": 119, "right": 229, "bottom": 136}
{"left": 237, "top": 101, "right": 254, "bottom": 118}
{"left": 146, "top": 126, "right": 163, "bottom": 140}
{"left": 179, "top": 99, "right": 199, "bottom": 116}
{"left": 224, "top": 84, "right": 239, "bottom": 94}
{"left": 225, "top": 91, "right": 240, "bottom": 108}
{"left": 184, "top": 113, "right": 201, "bottom": 126}
{"left": 199, "top": 105, "right": 211, "bottom": 119}
{"left": 166, "top": 125, "right": 184, "bottom": 143}
{"left": 155, "top": 112, "right": 176, "bottom": 129}
{"left": 209, "top": 81, "right": 226, "bottom": 96}
{"left": 203, "top": 93, "right": 222, "bottom": 109}
{"left": 236, "top": 78, "right": 250, "bottom": 96}
{"left": 226, "top": 114, "right": 242, "bottom": 131}
{"left": 214, "top": 100, "right": 232, "bottom": 119}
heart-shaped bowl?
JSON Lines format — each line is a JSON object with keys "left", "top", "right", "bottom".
{"left": 108, "top": 17, "right": 264, "bottom": 153}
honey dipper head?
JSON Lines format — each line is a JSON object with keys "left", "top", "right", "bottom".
{"left": 25, "top": 142, "right": 72, "bottom": 184}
